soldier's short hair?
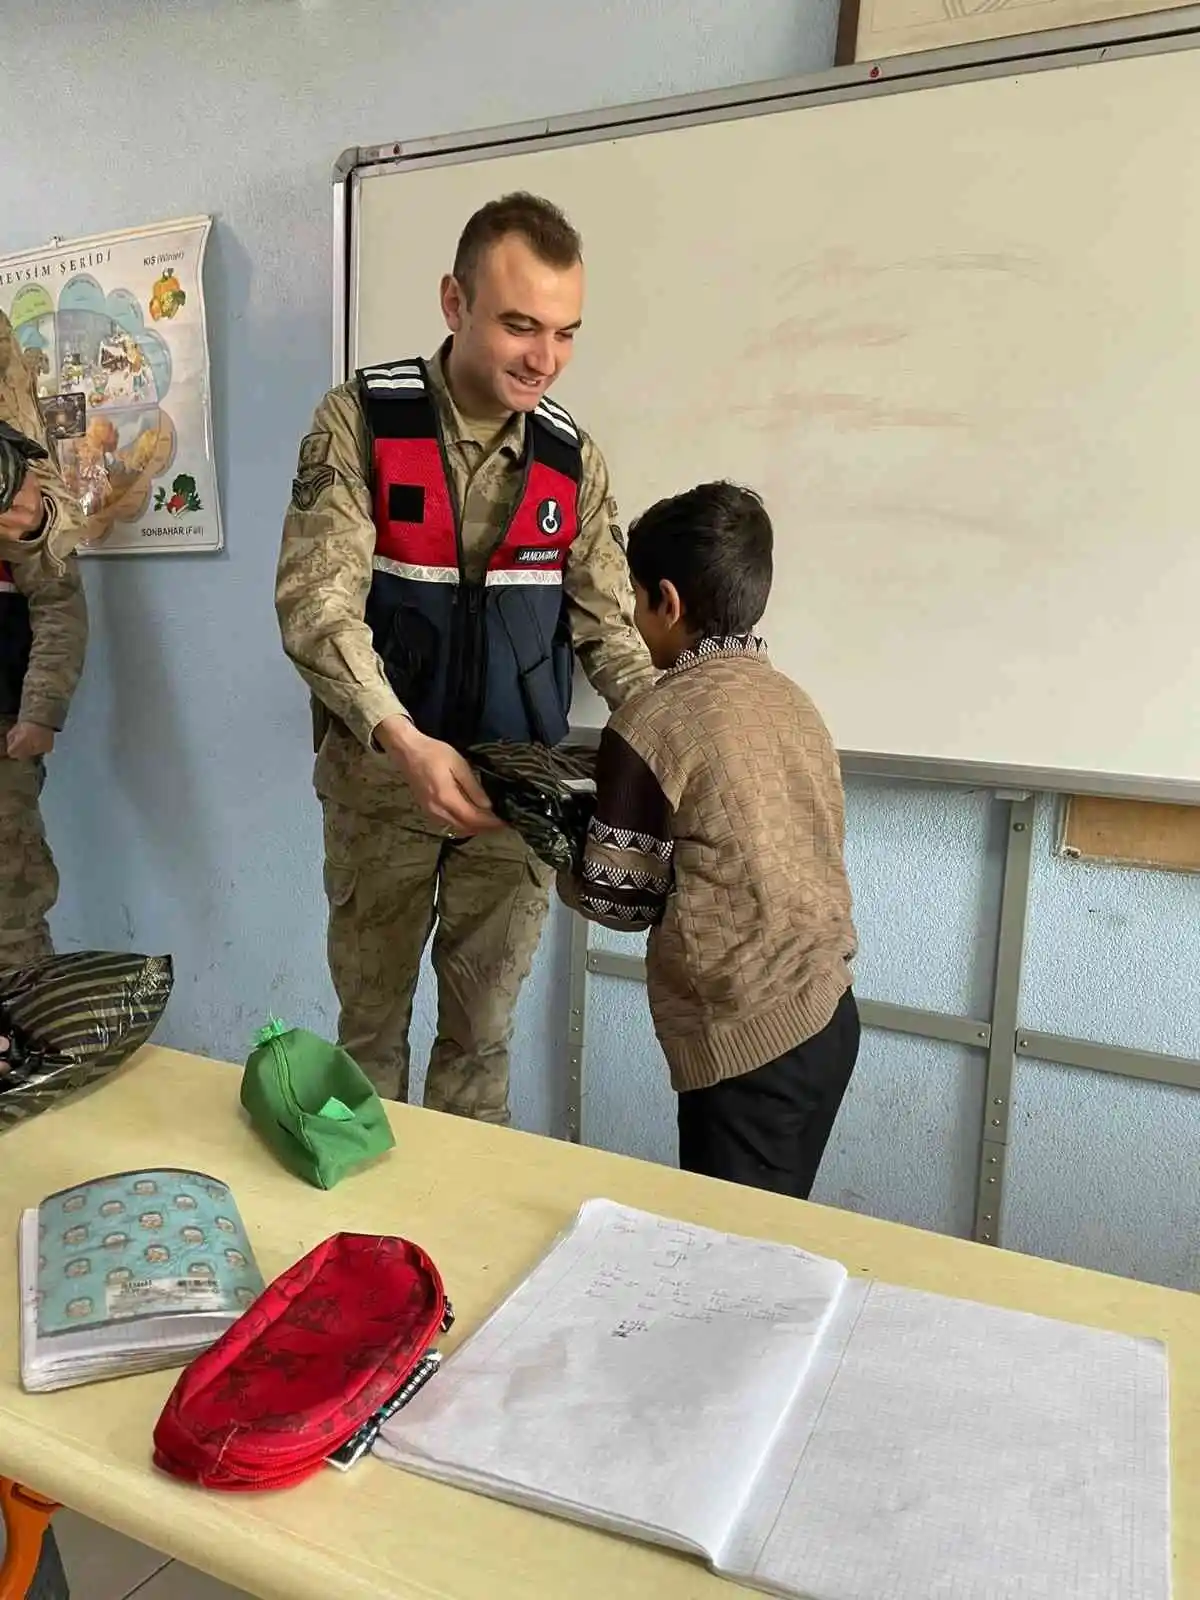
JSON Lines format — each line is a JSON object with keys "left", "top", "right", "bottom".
{"left": 452, "top": 193, "right": 582, "bottom": 303}
{"left": 627, "top": 482, "right": 774, "bottom": 638}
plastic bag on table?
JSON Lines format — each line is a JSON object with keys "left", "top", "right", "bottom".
{"left": 468, "top": 741, "right": 598, "bottom": 873}
{"left": 0, "top": 949, "right": 174, "bottom": 1133}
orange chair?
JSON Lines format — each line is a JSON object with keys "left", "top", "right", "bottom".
{"left": 0, "top": 1479, "right": 60, "bottom": 1600}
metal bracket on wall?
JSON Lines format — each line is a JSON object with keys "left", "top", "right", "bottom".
{"left": 578, "top": 932, "right": 1019, "bottom": 1240}
{"left": 585, "top": 948, "right": 992, "bottom": 1050}
{"left": 972, "top": 794, "right": 1035, "bottom": 1244}
{"left": 566, "top": 787, "right": 1200, "bottom": 1242}
{"left": 1015, "top": 1031, "right": 1200, "bottom": 1092}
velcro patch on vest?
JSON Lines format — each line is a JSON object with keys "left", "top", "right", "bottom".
{"left": 389, "top": 483, "right": 426, "bottom": 523}
{"left": 512, "top": 546, "right": 563, "bottom": 567}
{"left": 535, "top": 497, "right": 566, "bottom": 538}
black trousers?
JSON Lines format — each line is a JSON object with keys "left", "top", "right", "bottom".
{"left": 677, "top": 990, "right": 860, "bottom": 1200}
{"left": 27, "top": 1528, "right": 69, "bottom": 1600}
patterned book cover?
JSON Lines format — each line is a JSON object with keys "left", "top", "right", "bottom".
{"left": 33, "top": 1167, "right": 264, "bottom": 1338}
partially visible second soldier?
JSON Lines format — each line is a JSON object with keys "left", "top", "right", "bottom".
{"left": 0, "top": 309, "right": 88, "bottom": 973}
{"left": 0, "top": 309, "right": 88, "bottom": 1600}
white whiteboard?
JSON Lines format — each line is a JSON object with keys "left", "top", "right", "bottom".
{"left": 349, "top": 44, "right": 1200, "bottom": 799}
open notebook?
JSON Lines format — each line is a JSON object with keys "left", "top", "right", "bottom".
{"left": 19, "top": 1167, "right": 265, "bottom": 1392}
{"left": 376, "top": 1199, "right": 1171, "bottom": 1600}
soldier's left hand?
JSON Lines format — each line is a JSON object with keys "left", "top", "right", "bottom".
{"left": 0, "top": 474, "right": 45, "bottom": 539}
{"left": 6, "top": 722, "right": 54, "bottom": 760}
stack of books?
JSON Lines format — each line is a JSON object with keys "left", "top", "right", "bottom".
{"left": 18, "top": 1166, "right": 264, "bottom": 1393}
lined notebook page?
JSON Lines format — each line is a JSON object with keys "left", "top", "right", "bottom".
{"left": 377, "top": 1198, "right": 847, "bottom": 1559}
{"left": 720, "top": 1281, "right": 1172, "bottom": 1600}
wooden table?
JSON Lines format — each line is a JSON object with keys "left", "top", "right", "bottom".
{"left": 1, "top": 1047, "right": 1196, "bottom": 1598}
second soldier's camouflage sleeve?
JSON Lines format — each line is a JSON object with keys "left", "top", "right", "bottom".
{"left": 564, "top": 434, "right": 657, "bottom": 712}
{"left": 0, "top": 311, "right": 86, "bottom": 568}
{"left": 275, "top": 383, "right": 408, "bottom": 749}
{"left": 11, "top": 547, "right": 88, "bottom": 730}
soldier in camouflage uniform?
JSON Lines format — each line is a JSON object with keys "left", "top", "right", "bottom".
{"left": 0, "top": 311, "right": 88, "bottom": 976}
{"left": 276, "top": 193, "right": 655, "bottom": 1122}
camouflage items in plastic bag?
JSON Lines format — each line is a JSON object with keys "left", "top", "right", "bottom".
{"left": 469, "top": 741, "right": 598, "bottom": 873}
{"left": 0, "top": 949, "right": 174, "bottom": 1131}
{"left": 0, "top": 418, "right": 48, "bottom": 515}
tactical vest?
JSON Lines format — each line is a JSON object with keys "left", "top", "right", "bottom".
{"left": 358, "top": 358, "right": 583, "bottom": 750}
{"left": 0, "top": 562, "right": 31, "bottom": 719}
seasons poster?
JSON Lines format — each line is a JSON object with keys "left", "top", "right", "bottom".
{"left": 0, "top": 216, "right": 222, "bottom": 554}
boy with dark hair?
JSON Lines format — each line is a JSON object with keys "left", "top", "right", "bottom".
{"left": 558, "top": 481, "right": 859, "bottom": 1199}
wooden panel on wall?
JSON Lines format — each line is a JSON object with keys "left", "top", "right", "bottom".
{"left": 1059, "top": 795, "right": 1200, "bottom": 873}
{"left": 849, "top": 0, "right": 1196, "bottom": 62}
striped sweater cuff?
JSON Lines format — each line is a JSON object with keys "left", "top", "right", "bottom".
{"left": 576, "top": 728, "right": 674, "bottom": 929}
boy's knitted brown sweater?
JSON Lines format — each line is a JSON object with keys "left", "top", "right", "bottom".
{"left": 563, "top": 636, "right": 857, "bottom": 1092}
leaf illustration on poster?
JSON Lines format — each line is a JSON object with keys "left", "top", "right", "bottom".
{"left": 0, "top": 216, "right": 222, "bottom": 554}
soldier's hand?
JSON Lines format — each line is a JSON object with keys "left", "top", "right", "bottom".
{"left": 0, "top": 474, "right": 45, "bottom": 539}
{"left": 6, "top": 722, "right": 55, "bottom": 761}
{"left": 375, "top": 715, "right": 503, "bottom": 836}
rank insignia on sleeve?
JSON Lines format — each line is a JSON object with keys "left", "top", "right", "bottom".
{"left": 292, "top": 464, "right": 336, "bottom": 511}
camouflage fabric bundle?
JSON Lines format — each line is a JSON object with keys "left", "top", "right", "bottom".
{"left": 0, "top": 950, "right": 174, "bottom": 1131}
{"left": 0, "top": 417, "right": 48, "bottom": 514}
{"left": 469, "top": 741, "right": 598, "bottom": 873}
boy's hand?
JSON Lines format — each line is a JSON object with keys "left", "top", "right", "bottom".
{"left": 375, "top": 714, "right": 503, "bottom": 836}
{"left": 6, "top": 722, "right": 55, "bottom": 760}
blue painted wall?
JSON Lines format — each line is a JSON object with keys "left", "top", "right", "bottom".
{"left": 3, "top": 0, "right": 1196, "bottom": 1288}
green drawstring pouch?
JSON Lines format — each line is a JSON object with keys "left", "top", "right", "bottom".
{"left": 240, "top": 1019, "right": 395, "bottom": 1189}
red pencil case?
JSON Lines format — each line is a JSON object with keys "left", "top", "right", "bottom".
{"left": 152, "top": 1232, "right": 449, "bottom": 1491}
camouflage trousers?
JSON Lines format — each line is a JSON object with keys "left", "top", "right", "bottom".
{"left": 321, "top": 798, "right": 554, "bottom": 1124}
{"left": 0, "top": 744, "right": 57, "bottom": 973}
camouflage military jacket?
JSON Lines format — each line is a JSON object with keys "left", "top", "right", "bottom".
{"left": 0, "top": 313, "right": 87, "bottom": 727}
{"left": 0, "top": 310, "right": 87, "bottom": 569}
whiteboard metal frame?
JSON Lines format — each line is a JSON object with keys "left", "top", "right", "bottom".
{"left": 332, "top": 11, "right": 1200, "bottom": 1253}
{"left": 333, "top": 9, "right": 1200, "bottom": 804}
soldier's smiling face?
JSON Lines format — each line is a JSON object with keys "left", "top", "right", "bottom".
{"left": 441, "top": 233, "right": 583, "bottom": 417}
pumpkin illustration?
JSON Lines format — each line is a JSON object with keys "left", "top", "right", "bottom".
{"left": 149, "top": 270, "right": 186, "bottom": 321}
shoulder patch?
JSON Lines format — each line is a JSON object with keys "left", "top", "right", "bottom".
{"left": 603, "top": 496, "right": 627, "bottom": 551}
{"left": 292, "top": 464, "right": 336, "bottom": 512}
{"left": 297, "top": 431, "right": 332, "bottom": 471}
